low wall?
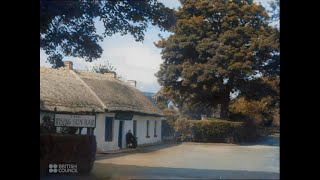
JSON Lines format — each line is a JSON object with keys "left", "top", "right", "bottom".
{"left": 40, "top": 134, "right": 96, "bottom": 177}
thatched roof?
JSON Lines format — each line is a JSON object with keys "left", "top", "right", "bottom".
{"left": 40, "top": 67, "right": 105, "bottom": 113}
{"left": 75, "top": 70, "right": 163, "bottom": 116}
{"left": 40, "top": 67, "right": 163, "bottom": 116}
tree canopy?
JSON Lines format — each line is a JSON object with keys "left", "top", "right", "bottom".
{"left": 40, "top": 0, "right": 175, "bottom": 68}
{"left": 155, "top": 0, "right": 280, "bottom": 118}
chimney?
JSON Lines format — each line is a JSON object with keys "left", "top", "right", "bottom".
{"left": 104, "top": 71, "right": 116, "bottom": 78}
{"left": 127, "top": 80, "right": 137, "bottom": 87}
{"left": 63, "top": 61, "right": 73, "bottom": 70}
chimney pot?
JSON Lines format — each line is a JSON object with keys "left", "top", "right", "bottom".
{"left": 63, "top": 61, "right": 73, "bottom": 70}
{"left": 127, "top": 80, "right": 137, "bottom": 87}
{"left": 104, "top": 71, "right": 116, "bottom": 78}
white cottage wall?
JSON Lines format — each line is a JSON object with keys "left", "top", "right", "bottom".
{"left": 40, "top": 111, "right": 163, "bottom": 152}
{"left": 133, "top": 115, "right": 162, "bottom": 146}
{"left": 121, "top": 120, "right": 133, "bottom": 148}
{"left": 94, "top": 113, "right": 120, "bottom": 152}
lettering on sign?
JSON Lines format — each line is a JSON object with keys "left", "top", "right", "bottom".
{"left": 54, "top": 114, "right": 96, "bottom": 128}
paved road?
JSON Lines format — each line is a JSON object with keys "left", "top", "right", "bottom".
{"left": 42, "top": 136, "right": 279, "bottom": 179}
{"left": 93, "top": 141, "right": 279, "bottom": 179}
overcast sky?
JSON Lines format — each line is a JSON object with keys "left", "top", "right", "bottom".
{"left": 40, "top": 0, "right": 275, "bottom": 93}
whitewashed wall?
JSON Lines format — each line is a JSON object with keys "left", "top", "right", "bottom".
{"left": 41, "top": 111, "right": 163, "bottom": 152}
{"left": 121, "top": 120, "right": 133, "bottom": 148}
{"left": 95, "top": 114, "right": 162, "bottom": 151}
{"left": 133, "top": 115, "right": 162, "bottom": 146}
{"left": 94, "top": 112, "right": 120, "bottom": 152}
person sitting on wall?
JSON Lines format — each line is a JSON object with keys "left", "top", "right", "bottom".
{"left": 126, "top": 130, "right": 137, "bottom": 148}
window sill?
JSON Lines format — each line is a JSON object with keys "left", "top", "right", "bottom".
{"left": 154, "top": 135, "right": 157, "bottom": 137}
{"left": 146, "top": 136, "right": 150, "bottom": 138}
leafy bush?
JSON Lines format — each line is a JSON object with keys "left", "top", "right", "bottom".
{"left": 192, "top": 119, "right": 244, "bottom": 143}
{"left": 162, "top": 120, "right": 175, "bottom": 138}
{"left": 174, "top": 117, "right": 195, "bottom": 141}
{"left": 40, "top": 115, "right": 79, "bottom": 135}
{"left": 175, "top": 117, "right": 258, "bottom": 143}
{"left": 239, "top": 119, "right": 259, "bottom": 141}
{"left": 230, "top": 94, "right": 279, "bottom": 128}
{"left": 60, "top": 127, "right": 79, "bottom": 134}
{"left": 40, "top": 115, "right": 56, "bottom": 133}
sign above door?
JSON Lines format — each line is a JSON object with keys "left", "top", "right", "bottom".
{"left": 54, "top": 114, "right": 96, "bottom": 128}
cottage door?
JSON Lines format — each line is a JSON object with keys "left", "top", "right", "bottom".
{"left": 118, "top": 121, "right": 124, "bottom": 148}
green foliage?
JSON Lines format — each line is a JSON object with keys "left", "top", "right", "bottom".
{"left": 40, "top": 0, "right": 176, "bottom": 67}
{"left": 40, "top": 115, "right": 79, "bottom": 135}
{"left": 154, "top": 87, "right": 173, "bottom": 110}
{"left": 240, "top": 118, "right": 259, "bottom": 141}
{"left": 60, "top": 127, "right": 79, "bottom": 134}
{"left": 174, "top": 117, "right": 195, "bottom": 134}
{"left": 175, "top": 117, "right": 258, "bottom": 143}
{"left": 160, "top": 106, "right": 180, "bottom": 138}
{"left": 230, "top": 96, "right": 273, "bottom": 125}
{"left": 230, "top": 76, "right": 279, "bottom": 127}
{"left": 174, "top": 117, "right": 195, "bottom": 141}
{"left": 180, "top": 102, "right": 214, "bottom": 119}
{"left": 156, "top": 0, "right": 280, "bottom": 118}
{"left": 162, "top": 120, "right": 176, "bottom": 138}
{"left": 40, "top": 115, "right": 56, "bottom": 133}
{"left": 192, "top": 119, "right": 244, "bottom": 143}
{"left": 162, "top": 108, "right": 180, "bottom": 122}
{"left": 175, "top": 118, "right": 245, "bottom": 143}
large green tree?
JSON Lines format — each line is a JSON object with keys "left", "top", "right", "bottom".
{"left": 230, "top": 75, "right": 280, "bottom": 127}
{"left": 155, "top": 0, "right": 279, "bottom": 119}
{"left": 40, "top": 0, "right": 175, "bottom": 68}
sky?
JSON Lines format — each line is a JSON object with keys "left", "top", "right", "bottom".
{"left": 40, "top": 0, "right": 276, "bottom": 93}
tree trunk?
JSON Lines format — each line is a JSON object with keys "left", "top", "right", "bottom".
{"left": 212, "top": 94, "right": 230, "bottom": 119}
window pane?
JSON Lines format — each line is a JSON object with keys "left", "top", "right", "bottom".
{"left": 105, "top": 117, "right": 113, "bottom": 141}
{"left": 133, "top": 120, "right": 137, "bottom": 137}
{"left": 146, "top": 120, "right": 149, "bottom": 136}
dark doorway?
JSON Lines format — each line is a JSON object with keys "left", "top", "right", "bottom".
{"left": 118, "top": 121, "right": 124, "bottom": 148}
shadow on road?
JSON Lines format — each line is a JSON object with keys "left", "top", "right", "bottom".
{"left": 95, "top": 142, "right": 181, "bottom": 161}
{"left": 240, "top": 134, "right": 280, "bottom": 147}
{"left": 92, "top": 163, "right": 280, "bottom": 179}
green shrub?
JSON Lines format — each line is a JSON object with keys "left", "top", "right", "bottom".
{"left": 192, "top": 120, "right": 244, "bottom": 143}
{"left": 174, "top": 117, "right": 259, "bottom": 143}
{"left": 240, "top": 119, "right": 259, "bottom": 141}
{"left": 40, "top": 115, "right": 56, "bottom": 133}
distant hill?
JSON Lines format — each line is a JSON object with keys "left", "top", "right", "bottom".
{"left": 143, "top": 92, "right": 155, "bottom": 98}
{"left": 143, "top": 92, "right": 156, "bottom": 103}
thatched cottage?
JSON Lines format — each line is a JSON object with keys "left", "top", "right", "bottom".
{"left": 40, "top": 61, "right": 163, "bottom": 152}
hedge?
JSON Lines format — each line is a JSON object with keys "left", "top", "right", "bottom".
{"left": 175, "top": 118, "right": 258, "bottom": 143}
{"left": 193, "top": 120, "right": 243, "bottom": 143}
{"left": 40, "top": 134, "right": 96, "bottom": 176}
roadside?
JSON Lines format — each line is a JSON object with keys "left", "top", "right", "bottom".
{"left": 93, "top": 139, "right": 279, "bottom": 179}
{"left": 42, "top": 136, "right": 279, "bottom": 179}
